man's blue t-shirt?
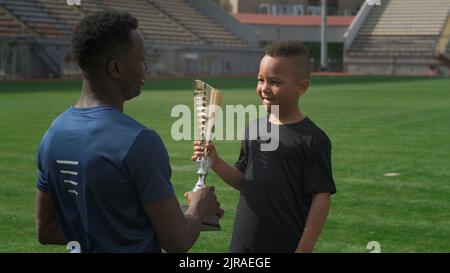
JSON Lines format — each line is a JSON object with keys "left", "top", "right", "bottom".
{"left": 36, "top": 106, "right": 174, "bottom": 252}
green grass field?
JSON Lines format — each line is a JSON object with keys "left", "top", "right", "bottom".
{"left": 1, "top": 76, "right": 449, "bottom": 253}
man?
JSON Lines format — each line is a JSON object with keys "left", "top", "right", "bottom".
{"left": 35, "top": 10, "right": 223, "bottom": 253}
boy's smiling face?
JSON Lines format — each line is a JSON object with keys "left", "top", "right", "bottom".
{"left": 257, "top": 55, "right": 308, "bottom": 113}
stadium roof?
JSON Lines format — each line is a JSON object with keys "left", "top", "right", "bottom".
{"left": 233, "top": 13, "right": 354, "bottom": 26}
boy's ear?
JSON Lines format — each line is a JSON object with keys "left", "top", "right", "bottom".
{"left": 296, "top": 78, "right": 310, "bottom": 96}
{"left": 107, "top": 59, "right": 123, "bottom": 79}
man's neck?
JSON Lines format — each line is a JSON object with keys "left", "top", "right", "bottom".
{"left": 74, "top": 80, "right": 124, "bottom": 112}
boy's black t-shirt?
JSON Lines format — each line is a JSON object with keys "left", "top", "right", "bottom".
{"left": 230, "top": 117, "right": 336, "bottom": 253}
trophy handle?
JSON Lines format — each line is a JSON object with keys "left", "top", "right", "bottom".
{"left": 193, "top": 154, "right": 210, "bottom": 191}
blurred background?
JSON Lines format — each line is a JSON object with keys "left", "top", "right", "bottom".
{"left": 0, "top": 0, "right": 449, "bottom": 253}
{"left": 1, "top": 0, "right": 449, "bottom": 79}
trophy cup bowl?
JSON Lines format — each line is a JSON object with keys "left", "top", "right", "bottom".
{"left": 181, "top": 79, "right": 222, "bottom": 231}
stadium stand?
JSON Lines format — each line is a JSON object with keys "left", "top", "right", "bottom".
{"left": 0, "top": 0, "right": 68, "bottom": 38}
{"left": 37, "top": 0, "right": 83, "bottom": 31}
{"left": 148, "top": 0, "right": 248, "bottom": 47}
{"left": 344, "top": 0, "right": 450, "bottom": 75}
{"left": 436, "top": 12, "right": 450, "bottom": 55}
{"left": 0, "top": 0, "right": 261, "bottom": 79}
{"left": 1, "top": 0, "right": 247, "bottom": 47}
{"left": 79, "top": 0, "right": 203, "bottom": 46}
{"left": 0, "top": 5, "right": 35, "bottom": 38}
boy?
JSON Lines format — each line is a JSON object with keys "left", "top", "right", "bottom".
{"left": 192, "top": 41, "right": 336, "bottom": 252}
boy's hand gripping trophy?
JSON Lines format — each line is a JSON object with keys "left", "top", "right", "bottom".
{"left": 186, "top": 79, "right": 222, "bottom": 231}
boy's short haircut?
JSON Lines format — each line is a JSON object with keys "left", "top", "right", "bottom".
{"left": 265, "top": 41, "right": 311, "bottom": 80}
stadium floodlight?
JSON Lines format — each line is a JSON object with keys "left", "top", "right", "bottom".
{"left": 182, "top": 79, "right": 222, "bottom": 231}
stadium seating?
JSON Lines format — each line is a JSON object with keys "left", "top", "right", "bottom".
{"left": 0, "top": 0, "right": 258, "bottom": 78}
{"left": 37, "top": 0, "right": 83, "bottom": 30}
{"left": 0, "top": 0, "right": 246, "bottom": 47}
{"left": 148, "top": 0, "right": 248, "bottom": 47}
{"left": 101, "top": 0, "right": 202, "bottom": 46}
{"left": 0, "top": 0, "right": 68, "bottom": 38}
{"left": 0, "top": 7, "right": 34, "bottom": 37}
{"left": 348, "top": 0, "right": 450, "bottom": 57}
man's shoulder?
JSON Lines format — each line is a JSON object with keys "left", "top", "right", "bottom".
{"left": 103, "top": 108, "right": 146, "bottom": 131}
{"left": 132, "top": 128, "right": 164, "bottom": 145}
{"left": 38, "top": 108, "right": 72, "bottom": 142}
{"left": 40, "top": 107, "right": 161, "bottom": 155}
{"left": 107, "top": 114, "right": 164, "bottom": 155}
{"left": 123, "top": 128, "right": 169, "bottom": 167}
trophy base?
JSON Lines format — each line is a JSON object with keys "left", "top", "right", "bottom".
{"left": 181, "top": 205, "right": 221, "bottom": 231}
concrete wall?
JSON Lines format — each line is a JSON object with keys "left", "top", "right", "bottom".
{"left": 37, "top": 42, "right": 72, "bottom": 77}
{"left": 249, "top": 24, "right": 349, "bottom": 43}
{"left": 235, "top": 0, "right": 259, "bottom": 13}
{"left": 14, "top": 37, "right": 263, "bottom": 79}
{"left": 227, "top": 0, "right": 362, "bottom": 15}
{"left": 9, "top": 39, "right": 71, "bottom": 78}
{"left": 149, "top": 44, "right": 264, "bottom": 76}
{"left": 186, "top": 0, "right": 260, "bottom": 47}
{"left": 16, "top": 44, "right": 33, "bottom": 78}
{"left": 338, "top": 0, "right": 364, "bottom": 14}
{"left": 344, "top": 54, "right": 450, "bottom": 76}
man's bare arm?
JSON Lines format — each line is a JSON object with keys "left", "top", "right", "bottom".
{"left": 143, "top": 187, "right": 222, "bottom": 253}
{"left": 35, "top": 190, "right": 67, "bottom": 245}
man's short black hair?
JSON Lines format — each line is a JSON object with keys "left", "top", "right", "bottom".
{"left": 265, "top": 41, "right": 311, "bottom": 79}
{"left": 72, "top": 10, "right": 138, "bottom": 73}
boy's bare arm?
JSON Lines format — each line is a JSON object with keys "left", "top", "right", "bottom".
{"left": 211, "top": 156, "right": 245, "bottom": 191}
{"left": 295, "top": 192, "right": 331, "bottom": 253}
{"left": 193, "top": 141, "right": 244, "bottom": 191}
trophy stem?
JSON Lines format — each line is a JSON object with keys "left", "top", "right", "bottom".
{"left": 193, "top": 176, "right": 205, "bottom": 192}
{"left": 194, "top": 155, "right": 208, "bottom": 191}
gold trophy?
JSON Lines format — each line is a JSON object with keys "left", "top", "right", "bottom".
{"left": 183, "top": 79, "right": 222, "bottom": 231}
